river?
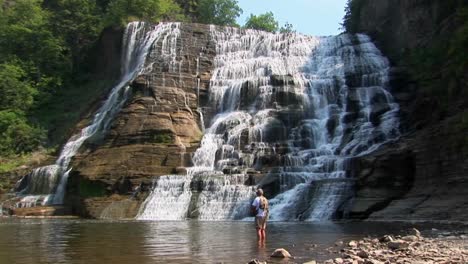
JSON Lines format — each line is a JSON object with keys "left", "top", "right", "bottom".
{"left": 0, "top": 218, "right": 459, "bottom": 264}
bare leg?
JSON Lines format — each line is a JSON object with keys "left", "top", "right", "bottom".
{"left": 257, "top": 228, "right": 262, "bottom": 240}
{"left": 261, "top": 228, "right": 266, "bottom": 240}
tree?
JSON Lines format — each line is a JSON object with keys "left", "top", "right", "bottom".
{"left": 0, "top": 110, "right": 45, "bottom": 155}
{"left": 197, "top": 0, "right": 242, "bottom": 26}
{"left": 158, "top": 0, "right": 186, "bottom": 21}
{"left": 104, "top": 0, "right": 185, "bottom": 26}
{"left": 244, "top": 12, "right": 278, "bottom": 33}
{"left": 47, "top": 0, "right": 103, "bottom": 73}
{"left": 341, "top": 0, "right": 364, "bottom": 33}
{"left": 0, "top": 63, "right": 37, "bottom": 112}
{"left": 280, "top": 22, "right": 294, "bottom": 33}
{"left": 0, "top": 0, "right": 68, "bottom": 79}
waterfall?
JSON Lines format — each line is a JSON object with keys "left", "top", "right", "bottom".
{"left": 137, "top": 26, "right": 399, "bottom": 221}
{"left": 13, "top": 22, "right": 181, "bottom": 208}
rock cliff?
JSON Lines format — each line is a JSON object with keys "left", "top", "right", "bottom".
{"left": 68, "top": 23, "right": 215, "bottom": 218}
{"left": 346, "top": 0, "right": 468, "bottom": 220}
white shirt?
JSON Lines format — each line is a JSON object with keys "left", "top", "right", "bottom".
{"left": 252, "top": 196, "right": 266, "bottom": 217}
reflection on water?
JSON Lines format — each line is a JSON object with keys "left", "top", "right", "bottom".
{"left": 0, "top": 219, "right": 451, "bottom": 264}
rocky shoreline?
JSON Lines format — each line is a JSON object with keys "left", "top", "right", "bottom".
{"left": 249, "top": 228, "right": 468, "bottom": 264}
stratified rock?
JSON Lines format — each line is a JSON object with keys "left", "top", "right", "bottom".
{"left": 69, "top": 23, "right": 215, "bottom": 218}
{"left": 270, "top": 248, "right": 291, "bottom": 258}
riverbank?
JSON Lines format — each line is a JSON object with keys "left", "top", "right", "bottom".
{"left": 318, "top": 228, "right": 468, "bottom": 264}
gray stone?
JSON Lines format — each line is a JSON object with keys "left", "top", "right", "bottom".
{"left": 387, "top": 240, "right": 409, "bottom": 250}
{"left": 270, "top": 248, "right": 291, "bottom": 258}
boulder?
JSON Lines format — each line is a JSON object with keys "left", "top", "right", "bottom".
{"left": 270, "top": 248, "right": 291, "bottom": 258}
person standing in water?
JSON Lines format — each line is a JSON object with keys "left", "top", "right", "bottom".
{"left": 251, "top": 188, "right": 269, "bottom": 241}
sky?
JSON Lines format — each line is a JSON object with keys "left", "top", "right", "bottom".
{"left": 236, "top": 0, "right": 348, "bottom": 36}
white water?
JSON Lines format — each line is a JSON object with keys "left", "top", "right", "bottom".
{"left": 13, "top": 22, "right": 181, "bottom": 208}
{"left": 138, "top": 27, "right": 399, "bottom": 221}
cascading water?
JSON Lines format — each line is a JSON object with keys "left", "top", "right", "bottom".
{"left": 11, "top": 22, "right": 181, "bottom": 208}
{"left": 137, "top": 26, "right": 399, "bottom": 221}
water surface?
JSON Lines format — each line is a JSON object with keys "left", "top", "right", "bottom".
{"left": 0, "top": 219, "right": 456, "bottom": 264}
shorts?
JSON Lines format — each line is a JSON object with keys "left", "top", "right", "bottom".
{"left": 255, "top": 216, "right": 267, "bottom": 229}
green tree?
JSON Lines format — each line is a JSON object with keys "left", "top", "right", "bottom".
{"left": 159, "top": 0, "right": 186, "bottom": 21}
{"left": 197, "top": 0, "right": 242, "bottom": 26}
{"left": 0, "top": 110, "right": 45, "bottom": 155}
{"left": 47, "top": 0, "right": 103, "bottom": 73}
{"left": 0, "top": 0, "right": 68, "bottom": 95}
{"left": 0, "top": 63, "right": 37, "bottom": 111}
{"left": 104, "top": 0, "right": 185, "bottom": 26}
{"left": 244, "top": 12, "right": 278, "bottom": 32}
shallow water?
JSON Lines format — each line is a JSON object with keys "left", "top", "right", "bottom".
{"left": 0, "top": 219, "right": 461, "bottom": 264}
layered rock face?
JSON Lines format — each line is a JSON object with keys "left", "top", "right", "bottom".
{"left": 68, "top": 23, "right": 215, "bottom": 217}
{"left": 346, "top": 0, "right": 468, "bottom": 220}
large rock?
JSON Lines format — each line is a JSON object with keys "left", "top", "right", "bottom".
{"left": 344, "top": 0, "right": 468, "bottom": 221}
{"left": 270, "top": 248, "right": 292, "bottom": 258}
{"left": 68, "top": 23, "right": 215, "bottom": 218}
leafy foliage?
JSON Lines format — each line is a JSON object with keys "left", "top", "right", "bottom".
{"left": 0, "top": 63, "right": 36, "bottom": 111}
{"left": 0, "top": 110, "right": 45, "bottom": 155}
{"left": 244, "top": 12, "right": 278, "bottom": 33}
{"left": 197, "top": 0, "right": 242, "bottom": 26}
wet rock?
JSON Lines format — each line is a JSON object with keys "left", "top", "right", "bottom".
{"left": 303, "top": 261, "right": 317, "bottom": 264}
{"left": 270, "top": 248, "right": 291, "bottom": 258}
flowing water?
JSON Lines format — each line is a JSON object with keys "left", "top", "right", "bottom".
{"left": 138, "top": 26, "right": 399, "bottom": 221}
{"left": 10, "top": 22, "right": 182, "bottom": 208}
{"left": 8, "top": 22, "right": 400, "bottom": 221}
{"left": 0, "top": 218, "right": 456, "bottom": 264}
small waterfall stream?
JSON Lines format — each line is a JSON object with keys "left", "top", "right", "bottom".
{"left": 138, "top": 26, "right": 399, "bottom": 221}
{"left": 12, "top": 22, "right": 182, "bottom": 208}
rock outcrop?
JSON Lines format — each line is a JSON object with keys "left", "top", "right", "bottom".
{"left": 346, "top": 0, "right": 468, "bottom": 220}
{"left": 68, "top": 23, "right": 215, "bottom": 218}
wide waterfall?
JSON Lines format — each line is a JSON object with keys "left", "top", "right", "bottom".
{"left": 11, "top": 22, "right": 181, "bottom": 208}
{"left": 137, "top": 26, "right": 399, "bottom": 221}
